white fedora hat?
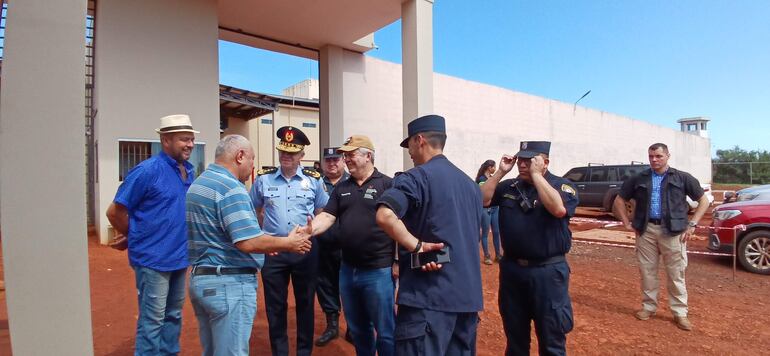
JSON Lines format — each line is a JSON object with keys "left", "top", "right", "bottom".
{"left": 155, "top": 114, "right": 200, "bottom": 134}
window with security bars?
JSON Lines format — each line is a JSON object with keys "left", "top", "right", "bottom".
{"left": 118, "top": 140, "right": 205, "bottom": 181}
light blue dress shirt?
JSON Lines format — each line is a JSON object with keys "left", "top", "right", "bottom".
{"left": 250, "top": 166, "right": 328, "bottom": 236}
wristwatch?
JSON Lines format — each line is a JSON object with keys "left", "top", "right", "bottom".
{"left": 688, "top": 221, "right": 697, "bottom": 228}
{"left": 412, "top": 241, "right": 423, "bottom": 254}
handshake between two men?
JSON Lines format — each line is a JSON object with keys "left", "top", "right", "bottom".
{"left": 281, "top": 216, "right": 314, "bottom": 255}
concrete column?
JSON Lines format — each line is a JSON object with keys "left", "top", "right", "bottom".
{"left": 401, "top": 0, "right": 434, "bottom": 168}
{"left": 319, "top": 45, "right": 347, "bottom": 152}
{"left": 0, "top": 0, "right": 95, "bottom": 354}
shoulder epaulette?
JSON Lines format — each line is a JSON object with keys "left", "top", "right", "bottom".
{"left": 257, "top": 167, "right": 277, "bottom": 176}
{"left": 302, "top": 168, "right": 321, "bottom": 179}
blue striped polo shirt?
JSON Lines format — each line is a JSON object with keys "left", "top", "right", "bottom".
{"left": 186, "top": 163, "right": 265, "bottom": 269}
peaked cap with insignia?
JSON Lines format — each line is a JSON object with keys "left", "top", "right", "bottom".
{"left": 276, "top": 126, "right": 310, "bottom": 153}
{"left": 515, "top": 141, "right": 550, "bottom": 158}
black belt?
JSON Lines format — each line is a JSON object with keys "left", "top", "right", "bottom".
{"left": 648, "top": 218, "right": 662, "bottom": 225}
{"left": 191, "top": 266, "right": 258, "bottom": 276}
{"left": 504, "top": 255, "right": 565, "bottom": 267}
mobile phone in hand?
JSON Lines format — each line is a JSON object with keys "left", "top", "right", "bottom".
{"left": 410, "top": 246, "right": 450, "bottom": 269}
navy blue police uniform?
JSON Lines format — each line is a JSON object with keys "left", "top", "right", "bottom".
{"left": 249, "top": 126, "right": 329, "bottom": 356}
{"left": 489, "top": 141, "right": 578, "bottom": 356}
{"left": 378, "top": 115, "right": 484, "bottom": 356}
{"left": 314, "top": 147, "right": 350, "bottom": 346}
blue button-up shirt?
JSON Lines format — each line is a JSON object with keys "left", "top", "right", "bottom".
{"left": 250, "top": 166, "right": 328, "bottom": 236}
{"left": 114, "top": 151, "right": 193, "bottom": 271}
{"left": 649, "top": 169, "right": 667, "bottom": 219}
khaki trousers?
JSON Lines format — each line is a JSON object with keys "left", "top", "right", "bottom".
{"left": 636, "top": 223, "right": 688, "bottom": 317}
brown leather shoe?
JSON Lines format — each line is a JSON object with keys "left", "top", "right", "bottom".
{"left": 635, "top": 310, "right": 655, "bottom": 320}
{"left": 674, "top": 316, "right": 693, "bottom": 331}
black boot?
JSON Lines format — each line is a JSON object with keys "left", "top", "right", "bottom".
{"left": 315, "top": 312, "right": 340, "bottom": 346}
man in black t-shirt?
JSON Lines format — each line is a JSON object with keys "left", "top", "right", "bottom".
{"left": 310, "top": 135, "right": 396, "bottom": 356}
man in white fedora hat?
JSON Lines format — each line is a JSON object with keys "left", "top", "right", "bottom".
{"left": 106, "top": 114, "right": 199, "bottom": 355}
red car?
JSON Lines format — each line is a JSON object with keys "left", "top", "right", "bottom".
{"left": 710, "top": 200, "right": 770, "bottom": 275}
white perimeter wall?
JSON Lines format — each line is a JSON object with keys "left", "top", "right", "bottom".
{"left": 90, "top": 26, "right": 711, "bottom": 241}
{"left": 94, "top": 0, "right": 220, "bottom": 243}
{"left": 338, "top": 55, "right": 711, "bottom": 182}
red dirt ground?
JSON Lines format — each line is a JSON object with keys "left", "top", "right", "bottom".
{"left": 1, "top": 207, "right": 768, "bottom": 355}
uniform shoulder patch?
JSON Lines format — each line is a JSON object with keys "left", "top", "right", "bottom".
{"left": 302, "top": 168, "right": 321, "bottom": 179}
{"left": 561, "top": 184, "right": 576, "bottom": 195}
{"left": 257, "top": 167, "right": 277, "bottom": 176}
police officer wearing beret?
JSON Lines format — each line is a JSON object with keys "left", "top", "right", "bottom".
{"left": 314, "top": 147, "right": 350, "bottom": 346}
{"left": 480, "top": 141, "right": 578, "bottom": 356}
{"left": 376, "top": 114, "right": 484, "bottom": 355}
{"left": 250, "top": 126, "right": 329, "bottom": 356}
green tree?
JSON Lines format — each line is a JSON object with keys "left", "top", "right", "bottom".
{"left": 713, "top": 146, "right": 770, "bottom": 184}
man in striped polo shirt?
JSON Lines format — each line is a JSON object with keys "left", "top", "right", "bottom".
{"left": 186, "top": 135, "right": 312, "bottom": 355}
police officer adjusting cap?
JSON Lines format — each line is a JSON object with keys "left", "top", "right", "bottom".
{"left": 338, "top": 135, "right": 375, "bottom": 152}
{"left": 322, "top": 147, "right": 342, "bottom": 158}
{"left": 400, "top": 114, "right": 446, "bottom": 148}
{"left": 276, "top": 126, "right": 310, "bottom": 153}
{"left": 515, "top": 141, "right": 551, "bottom": 158}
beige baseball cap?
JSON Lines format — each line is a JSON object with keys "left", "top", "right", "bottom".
{"left": 338, "top": 135, "right": 375, "bottom": 152}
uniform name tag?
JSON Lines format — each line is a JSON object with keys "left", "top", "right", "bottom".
{"left": 503, "top": 193, "right": 517, "bottom": 200}
{"left": 341, "top": 192, "right": 351, "bottom": 197}
{"left": 268, "top": 187, "right": 279, "bottom": 191}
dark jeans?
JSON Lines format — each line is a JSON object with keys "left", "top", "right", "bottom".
{"left": 394, "top": 306, "right": 479, "bottom": 356}
{"left": 499, "top": 260, "right": 573, "bottom": 356}
{"left": 480, "top": 207, "right": 502, "bottom": 258}
{"left": 261, "top": 245, "right": 319, "bottom": 356}
{"left": 316, "top": 240, "right": 342, "bottom": 314}
{"left": 339, "top": 263, "right": 395, "bottom": 356}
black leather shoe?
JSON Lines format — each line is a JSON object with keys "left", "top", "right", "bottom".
{"left": 315, "top": 312, "right": 340, "bottom": 346}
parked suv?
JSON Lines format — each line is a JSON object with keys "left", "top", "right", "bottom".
{"left": 563, "top": 163, "right": 714, "bottom": 212}
{"left": 723, "top": 184, "right": 770, "bottom": 203}
{"left": 710, "top": 200, "right": 770, "bottom": 275}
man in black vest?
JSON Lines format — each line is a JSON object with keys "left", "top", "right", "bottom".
{"left": 614, "top": 142, "right": 709, "bottom": 331}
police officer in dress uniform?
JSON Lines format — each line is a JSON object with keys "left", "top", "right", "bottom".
{"left": 314, "top": 147, "right": 351, "bottom": 346}
{"left": 250, "top": 126, "right": 329, "bottom": 356}
{"left": 480, "top": 141, "right": 578, "bottom": 356}
{"left": 376, "top": 114, "right": 484, "bottom": 355}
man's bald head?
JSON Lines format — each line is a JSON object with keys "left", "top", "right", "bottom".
{"left": 216, "top": 135, "right": 251, "bottom": 160}
{"left": 215, "top": 135, "right": 255, "bottom": 182}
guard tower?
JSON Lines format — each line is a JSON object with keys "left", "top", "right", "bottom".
{"left": 677, "top": 117, "right": 710, "bottom": 138}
